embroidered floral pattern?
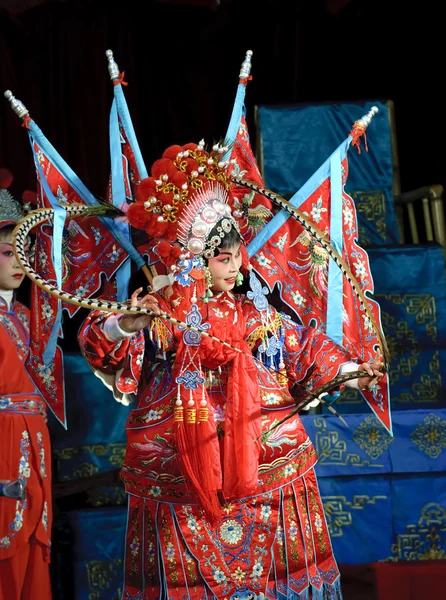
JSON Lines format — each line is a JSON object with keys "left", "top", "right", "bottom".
{"left": 37, "top": 432, "right": 47, "bottom": 478}
{"left": 0, "top": 397, "right": 12, "bottom": 409}
{"left": 0, "top": 314, "right": 28, "bottom": 362}
{"left": 128, "top": 505, "right": 141, "bottom": 576}
{"left": 160, "top": 509, "right": 179, "bottom": 584}
{"left": 1, "top": 431, "right": 30, "bottom": 549}
{"left": 41, "top": 501, "right": 48, "bottom": 531}
{"left": 0, "top": 398, "right": 44, "bottom": 414}
{"left": 219, "top": 519, "right": 244, "bottom": 546}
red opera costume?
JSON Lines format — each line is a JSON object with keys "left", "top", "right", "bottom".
{"left": 0, "top": 170, "right": 52, "bottom": 600}
{"left": 0, "top": 297, "right": 52, "bottom": 599}
{"left": 80, "top": 291, "right": 351, "bottom": 599}
{"left": 77, "top": 141, "right": 367, "bottom": 600}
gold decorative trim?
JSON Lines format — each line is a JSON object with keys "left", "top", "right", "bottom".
{"left": 352, "top": 415, "right": 393, "bottom": 460}
{"left": 386, "top": 502, "right": 446, "bottom": 561}
{"left": 410, "top": 413, "right": 446, "bottom": 459}
{"left": 322, "top": 495, "right": 387, "bottom": 537}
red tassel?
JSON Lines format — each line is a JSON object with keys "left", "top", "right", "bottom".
{"left": 349, "top": 122, "right": 368, "bottom": 154}
{"left": 175, "top": 417, "right": 222, "bottom": 523}
{"left": 239, "top": 75, "right": 253, "bottom": 86}
{"left": 21, "top": 115, "right": 31, "bottom": 129}
{"left": 113, "top": 71, "right": 128, "bottom": 86}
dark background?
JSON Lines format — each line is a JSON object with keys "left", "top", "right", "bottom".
{"left": 0, "top": 0, "right": 444, "bottom": 203}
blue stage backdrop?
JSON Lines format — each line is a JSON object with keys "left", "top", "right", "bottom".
{"left": 331, "top": 244, "right": 446, "bottom": 412}
{"left": 302, "top": 409, "right": 446, "bottom": 565}
{"left": 257, "top": 100, "right": 400, "bottom": 247}
{"left": 48, "top": 353, "right": 131, "bottom": 501}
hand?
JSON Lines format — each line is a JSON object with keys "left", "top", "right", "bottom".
{"left": 358, "top": 360, "right": 385, "bottom": 391}
{"left": 119, "top": 288, "right": 161, "bottom": 334}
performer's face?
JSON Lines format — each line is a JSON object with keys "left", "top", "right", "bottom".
{"left": 0, "top": 230, "right": 26, "bottom": 291}
{"left": 208, "top": 242, "right": 242, "bottom": 292}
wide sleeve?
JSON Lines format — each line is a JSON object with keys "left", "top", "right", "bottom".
{"left": 78, "top": 311, "right": 146, "bottom": 405}
{"left": 243, "top": 297, "right": 354, "bottom": 398}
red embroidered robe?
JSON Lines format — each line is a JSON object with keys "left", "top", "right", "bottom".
{"left": 0, "top": 297, "right": 52, "bottom": 561}
{"left": 79, "top": 291, "right": 351, "bottom": 600}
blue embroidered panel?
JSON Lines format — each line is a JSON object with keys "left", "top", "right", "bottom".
{"left": 48, "top": 353, "right": 131, "bottom": 482}
{"left": 331, "top": 244, "right": 446, "bottom": 412}
{"left": 302, "top": 409, "right": 446, "bottom": 564}
{"left": 257, "top": 101, "right": 399, "bottom": 246}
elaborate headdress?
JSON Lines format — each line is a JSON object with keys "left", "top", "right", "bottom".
{"left": 126, "top": 141, "right": 243, "bottom": 268}
{"left": 0, "top": 169, "right": 36, "bottom": 230}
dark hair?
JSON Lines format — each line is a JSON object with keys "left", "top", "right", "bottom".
{"left": 207, "top": 221, "right": 243, "bottom": 255}
{"left": 0, "top": 225, "right": 15, "bottom": 242}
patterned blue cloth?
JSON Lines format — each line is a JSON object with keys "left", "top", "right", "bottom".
{"left": 302, "top": 409, "right": 446, "bottom": 564}
{"left": 48, "top": 353, "right": 131, "bottom": 482}
{"left": 257, "top": 101, "right": 399, "bottom": 246}
{"left": 332, "top": 244, "right": 446, "bottom": 412}
{"left": 53, "top": 507, "right": 127, "bottom": 600}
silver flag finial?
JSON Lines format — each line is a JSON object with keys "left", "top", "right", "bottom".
{"left": 105, "top": 49, "right": 120, "bottom": 80}
{"left": 239, "top": 50, "right": 253, "bottom": 79}
{"left": 357, "top": 105, "right": 379, "bottom": 129}
{"left": 4, "top": 90, "right": 29, "bottom": 118}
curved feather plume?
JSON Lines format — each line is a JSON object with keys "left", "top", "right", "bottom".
{"left": 231, "top": 176, "right": 389, "bottom": 365}
{"left": 12, "top": 206, "right": 251, "bottom": 356}
{"left": 14, "top": 204, "right": 385, "bottom": 433}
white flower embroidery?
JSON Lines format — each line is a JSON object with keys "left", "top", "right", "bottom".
{"left": 36, "top": 364, "right": 55, "bottom": 386}
{"left": 310, "top": 197, "right": 328, "bottom": 223}
{"left": 41, "top": 300, "right": 53, "bottom": 322}
{"left": 219, "top": 519, "right": 244, "bottom": 545}
{"left": 261, "top": 392, "right": 282, "bottom": 406}
{"left": 256, "top": 252, "right": 272, "bottom": 268}
{"left": 76, "top": 285, "right": 89, "bottom": 297}
{"left": 213, "top": 567, "right": 227, "bottom": 584}
{"left": 149, "top": 486, "right": 162, "bottom": 498}
{"left": 362, "top": 314, "right": 374, "bottom": 333}
{"left": 0, "top": 397, "right": 12, "bottom": 409}
{"left": 287, "top": 334, "right": 298, "bottom": 347}
{"left": 291, "top": 290, "right": 306, "bottom": 307}
{"left": 343, "top": 205, "right": 354, "bottom": 227}
{"left": 260, "top": 504, "right": 271, "bottom": 522}
{"left": 353, "top": 259, "right": 367, "bottom": 281}
{"left": 251, "top": 558, "right": 264, "bottom": 579}
{"left": 283, "top": 463, "right": 297, "bottom": 478}
{"left": 143, "top": 408, "right": 163, "bottom": 422}
{"left": 107, "top": 245, "right": 121, "bottom": 263}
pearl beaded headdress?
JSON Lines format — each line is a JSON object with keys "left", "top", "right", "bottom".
{"left": 177, "top": 182, "right": 241, "bottom": 258}
{"left": 126, "top": 141, "right": 243, "bottom": 260}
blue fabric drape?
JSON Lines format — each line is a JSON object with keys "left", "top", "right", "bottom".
{"left": 302, "top": 409, "right": 446, "bottom": 564}
{"left": 330, "top": 244, "right": 446, "bottom": 412}
{"left": 257, "top": 101, "right": 399, "bottom": 246}
{"left": 48, "top": 353, "right": 131, "bottom": 482}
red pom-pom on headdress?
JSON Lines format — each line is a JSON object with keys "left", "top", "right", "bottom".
{"left": 126, "top": 143, "right": 234, "bottom": 254}
{"left": 0, "top": 168, "right": 13, "bottom": 189}
{"left": 22, "top": 190, "right": 38, "bottom": 206}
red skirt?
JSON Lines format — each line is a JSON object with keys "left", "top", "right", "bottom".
{"left": 122, "top": 467, "right": 341, "bottom": 600}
